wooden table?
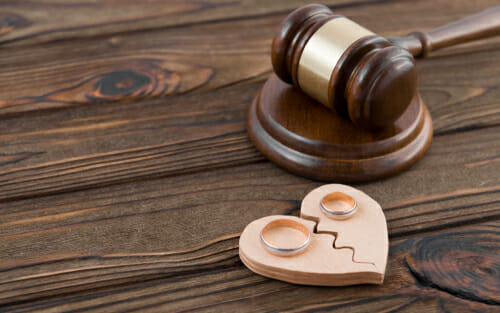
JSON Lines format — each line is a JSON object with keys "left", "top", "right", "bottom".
{"left": 1, "top": 1, "right": 499, "bottom": 312}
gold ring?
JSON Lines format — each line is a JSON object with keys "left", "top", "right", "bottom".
{"left": 260, "top": 218, "right": 311, "bottom": 256}
{"left": 320, "top": 192, "right": 358, "bottom": 219}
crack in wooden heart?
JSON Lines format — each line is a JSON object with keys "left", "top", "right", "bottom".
{"left": 301, "top": 184, "right": 389, "bottom": 272}
{"left": 239, "top": 184, "right": 388, "bottom": 286}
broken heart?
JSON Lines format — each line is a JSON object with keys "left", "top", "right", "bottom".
{"left": 239, "top": 184, "right": 388, "bottom": 286}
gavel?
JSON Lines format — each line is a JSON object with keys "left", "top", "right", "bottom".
{"left": 272, "top": 4, "right": 500, "bottom": 130}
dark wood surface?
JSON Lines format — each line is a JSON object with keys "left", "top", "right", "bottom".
{"left": 0, "top": 0, "right": 499, "bottom": 312}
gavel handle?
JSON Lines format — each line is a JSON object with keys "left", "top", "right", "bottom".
{"left": 388, "top": 6, "right": 500, "bottom": 57}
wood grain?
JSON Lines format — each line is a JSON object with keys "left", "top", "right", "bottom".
{"left": 406, "top": 228, "right": 500, "bottom": 305}
{"left": 0, "top": 49, "right": 498, "bottom": 201}
{"left": 0, "top": 0, "right": 498, "bottom": 193}
{"left": 0, "top": 0, "right": 499, "bottom": 312}
{"left": 0, "top": 217, "right": 498, "bottom": 311}
{"left": 0, "top": 19, "right": 272, "bottom": 116}
{"left": 0, "top": 0, "right": 497, "bottom": 117}
{"left": 0, "top": 55, "right": 214, "bottom": 108}
{"left": 0, "top": 0, "right": 405, "bottom": 47}
{"left": 1, "top": 127, "right": 498, "bottom": 251}
{"left": 0, "top": 123, "right": 498, "bottom": 305}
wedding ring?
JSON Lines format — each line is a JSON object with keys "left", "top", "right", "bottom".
{"left": 260, "top": 219, "right": 311, "bottom": 256}
{"left": 320, "top": 192, "right": 358, "bottom": 219}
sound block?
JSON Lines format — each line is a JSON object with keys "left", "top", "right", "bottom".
{"left": 247, "top": 75, "right": 433, "bottom": 182}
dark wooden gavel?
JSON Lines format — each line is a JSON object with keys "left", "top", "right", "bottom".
{"left": 272, "top": 4, "right": 500, "bottom": 130}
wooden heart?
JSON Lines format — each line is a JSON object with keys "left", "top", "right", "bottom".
{"left": 239, "top": 184, "right": 388, "bottom": 286}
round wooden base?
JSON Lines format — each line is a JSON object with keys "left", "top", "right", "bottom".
{"left": 247, "top": 75, "right": 433, "bottom": 182}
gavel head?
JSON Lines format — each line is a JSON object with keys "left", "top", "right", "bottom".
{"left": 272, "top": 4, "right": 417, "bottom": 130}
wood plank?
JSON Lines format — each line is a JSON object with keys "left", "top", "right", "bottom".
{"left": 1, "top": 125, "right": 498, "bottom": 249}
{"left": 0, "top": 213, "right": 498, "bottom": 311}
{"left": 0, "top": 123, "right": 498, "bottom": 305}
{"left": 0, "top": 83, "right": 262, "bottom": 202}
{"left": 0, "top": 0, "right": 498, "bottom": 311}
{"left": 0, "top": 0, "right": 373, "bottom": 47}
{"left": 0, "top": 0, "right": 497, "bottom": 117}
{"left": 0, "top": 0, "right": 497, "bottom": 203}
{"left": 2, "top": 0, "right": 488, "bottom": 47}
{"left": 0, "top": 51, "right": 498, "bottom": 202}
{"left": 0, "top": 15, "right": 272, "bottom": 116}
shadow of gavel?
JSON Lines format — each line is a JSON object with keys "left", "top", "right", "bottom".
{"left": 272, "top": 4, "right": 500, "bottom": 130}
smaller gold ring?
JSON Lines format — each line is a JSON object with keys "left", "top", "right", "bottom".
{"left": 320, "top": 192, "right": 358, "bottom": 219}
{"left": 260, "top": 219, "right": 311, "bottom": 256}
